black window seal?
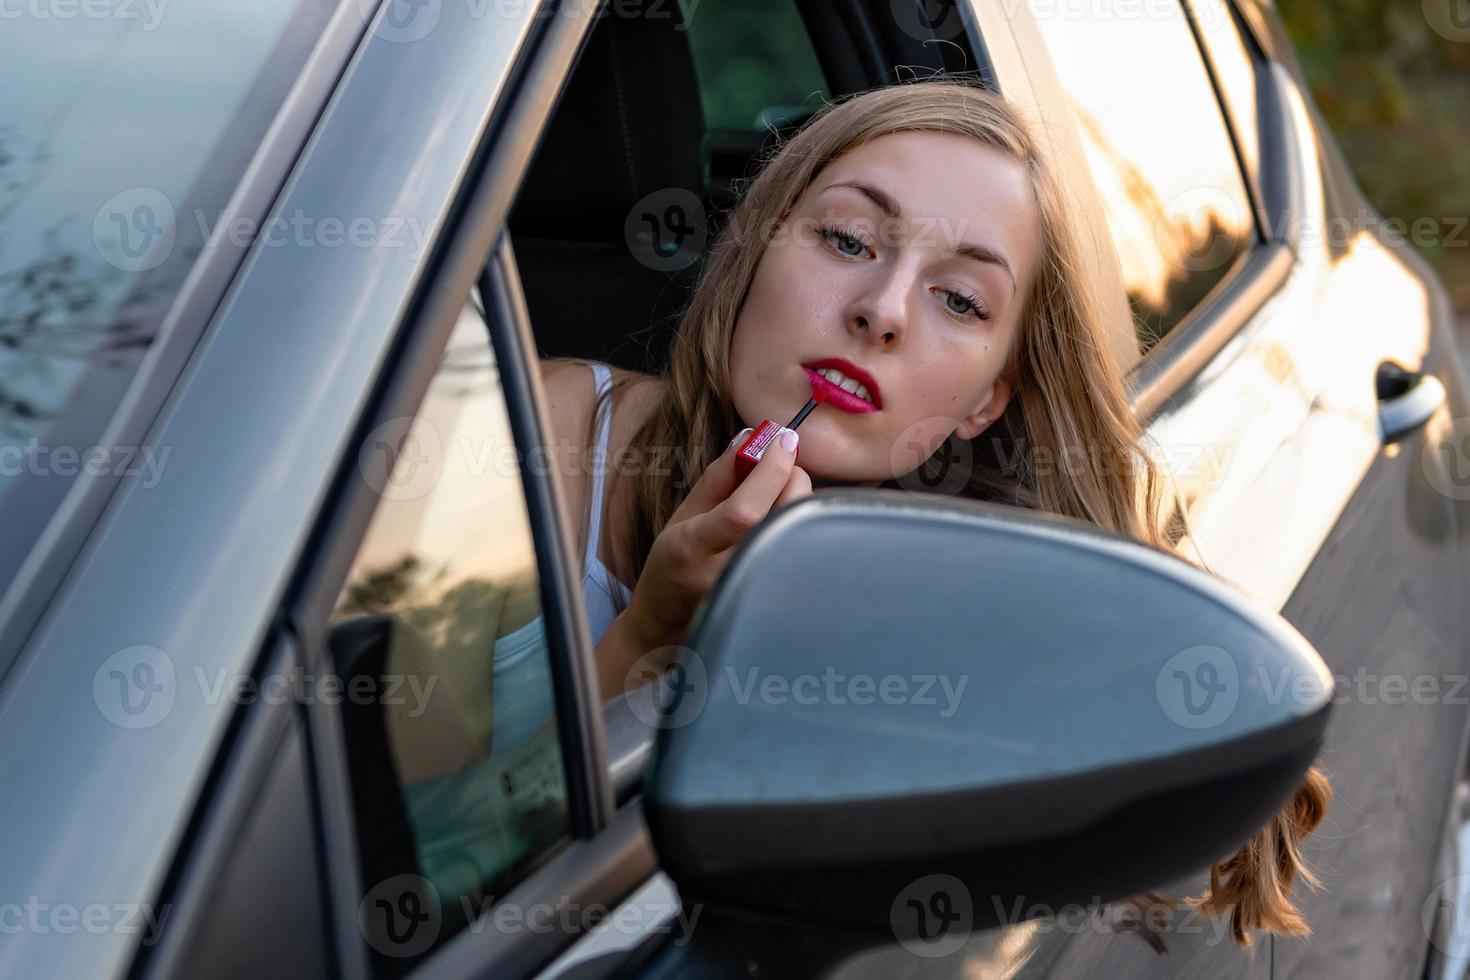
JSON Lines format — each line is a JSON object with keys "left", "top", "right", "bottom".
{"left": 1127, "top": 240, "right": 1293, "bottom": 425}
{"left": 1181, "top": 0, "right": 1271, "bottom": 243}
{"left": 1126, "top": 0, "right": 1302, "bottom": 424}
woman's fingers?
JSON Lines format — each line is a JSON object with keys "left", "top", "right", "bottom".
{"left": 670, "top": 427, "right": 750, "bottom": 524}
{"left": 686, "top": 428, "right": 799, "bottom": 556}
{"left": 772, "top": 463, "right": 813, "bottom": 511}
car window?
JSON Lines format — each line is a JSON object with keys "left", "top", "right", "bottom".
{"left": 676, "top": 0, "right": 828, "bottom": 133}
{"left": 1026, "top": 0, "right": 1257, "bottom": 356}
{"left": 326, "top": 294, "right": 571, "bottom": 974}
{"left": 0, "top": 0, "right": 336, "bottom": 603}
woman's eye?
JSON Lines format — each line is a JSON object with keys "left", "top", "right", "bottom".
{"left": 940, "top": 289, "right": 991, "bottom": 321}
{"left": 822, "top": 228, "right": 867, "bottom": 257}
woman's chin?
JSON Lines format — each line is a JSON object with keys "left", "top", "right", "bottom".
{"left": 805, "top": 464, "right": 885, "bottom": 490}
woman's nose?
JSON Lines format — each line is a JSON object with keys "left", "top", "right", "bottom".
{"left": 848, "top": 264, "right": 910, "bottom": 345}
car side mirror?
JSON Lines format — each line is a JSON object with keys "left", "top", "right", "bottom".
{"left": 641, "top": 490, "right": 1331, "bottom": 969}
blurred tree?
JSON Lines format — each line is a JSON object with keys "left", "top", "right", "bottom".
{"left": 1279, "top": 0, "right": 1470, "bottom": 311}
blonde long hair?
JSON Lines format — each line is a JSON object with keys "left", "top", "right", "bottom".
{"left": 561, "top": 76, "right": 1329, "bottom": 948}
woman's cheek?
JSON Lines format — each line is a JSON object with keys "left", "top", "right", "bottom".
{"left": 884, "top": 414, "right": 955, "bottom": 478}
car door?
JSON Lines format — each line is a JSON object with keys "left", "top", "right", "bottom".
{"left": 983, "top": 1, "right": 1470, "bottom": 979}
{"left": 71, "top": 2, "right": 665, "bottom": 979}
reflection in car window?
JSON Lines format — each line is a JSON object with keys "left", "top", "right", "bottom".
{"left": 327, "top": 297, "right": 570, "bottom": 975}
{"left": 0, "top": 0, "right": 334, "bottom": 600}
{"left": 676, "top": 0, "right": 828, "bottom": 131}
{"left": 1026, "top": 0, "right": 1257, "bottom": 356}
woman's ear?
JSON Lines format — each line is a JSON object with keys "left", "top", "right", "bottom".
{"left": 955, "top": 375, "right": 1012, "bottom": 441}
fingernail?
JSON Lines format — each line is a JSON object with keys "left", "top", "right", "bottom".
{"left": 729, "top": 427, "right": 752, "bottom": 449}
{"left": 779, "top": 427, "right": 799, "bottom": 453}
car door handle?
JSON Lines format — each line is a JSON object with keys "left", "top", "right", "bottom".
{"left": 1377, "top": 360, "right": 1446, "bottom": 443}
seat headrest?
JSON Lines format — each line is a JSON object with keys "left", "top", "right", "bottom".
{"left": 510, "top": 4, "right": 707, "bottom": 241}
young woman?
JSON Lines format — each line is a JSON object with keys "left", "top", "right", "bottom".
{"left": 537, "top": 77, "right": 1331, "bottom": 948}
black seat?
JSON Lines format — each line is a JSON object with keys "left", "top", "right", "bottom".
{"left": 508, "top": 3, "right": 709, "bottom": 375}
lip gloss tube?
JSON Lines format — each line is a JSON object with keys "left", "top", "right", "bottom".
{"left": 733, "top": 388, "right": 827, "bottom": 483}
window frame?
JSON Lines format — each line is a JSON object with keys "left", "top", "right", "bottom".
{"left": 0, "top": 0, "right": 371, "bottom": 692}
{"left": 1122, "top": 0, "right": 1300, "bottom": 424}
{"left": 980, "top": 0, "right": 1299, "bottom": 424}
{"left": 277, "top": 2, "right": 655, "bottom": 975}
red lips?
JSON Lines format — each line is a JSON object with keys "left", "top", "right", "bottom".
{"left": 801, "top": 358, "right": 882, "bottom": 412}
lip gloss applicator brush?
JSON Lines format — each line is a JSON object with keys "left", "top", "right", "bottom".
{"left": 733, "top": 385, "right": 828, "bottom": 483}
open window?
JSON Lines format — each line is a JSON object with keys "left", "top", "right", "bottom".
{"left": 505, "top": 0, "right": 989, "bottom": 375}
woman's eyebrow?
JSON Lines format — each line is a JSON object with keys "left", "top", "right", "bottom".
{"left": 820, "top": 179, "right": 1015, "bottom": 295}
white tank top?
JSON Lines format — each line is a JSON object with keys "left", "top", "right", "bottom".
{"left": 488, "top": 362, "right": 633, "bottom": 748}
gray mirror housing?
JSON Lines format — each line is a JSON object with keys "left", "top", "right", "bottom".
{"left": 644, "top": 490, "right": 1331, "bottom": 936}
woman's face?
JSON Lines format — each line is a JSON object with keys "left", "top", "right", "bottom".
{"left": 728, "top": 130, "right": 1041, "bottom": 487}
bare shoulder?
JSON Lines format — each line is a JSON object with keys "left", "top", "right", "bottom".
{"left": 538, "top": 359, "right": 663, "bottom": 446}
{"left": 538, "top": 357, "right": 597, "bottom": 448}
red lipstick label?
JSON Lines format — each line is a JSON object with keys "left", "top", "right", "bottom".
{"left": 734, "top": 419, "right": 785, "bottom": 482}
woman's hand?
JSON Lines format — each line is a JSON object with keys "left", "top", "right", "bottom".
{"left": 600, "top": 426, "right": 812, "bottom": 696}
